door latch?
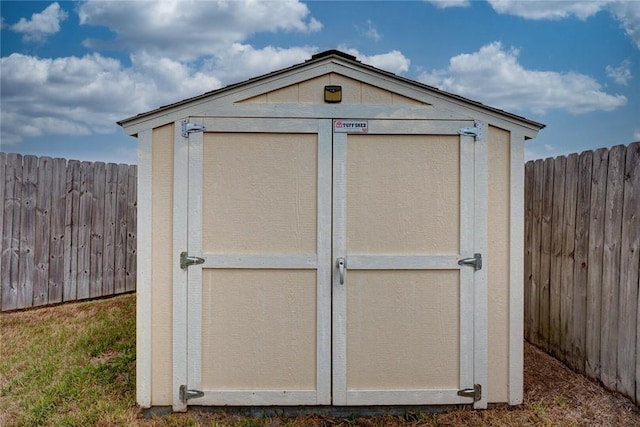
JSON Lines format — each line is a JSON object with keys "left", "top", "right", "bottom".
{"left": 180, "top": 252, "right": 205, "bottom": 270}
{"left": 336, "top": 257, "right": 346, "bottom": 285}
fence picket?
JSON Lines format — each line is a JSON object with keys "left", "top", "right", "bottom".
{"left": 103, "top": 163, "right": 117, "bottom": 296}
{"left": 560, "top": 154, "right": 578, "bottom": 363}
{"left": 538, "top": 158, "right": 554, "bottom": 351}
{"left": 33, "top": 157, "right": 53, "bottom": 306}
{"left": 1, "top": 154, "right": 19, "bottom": 311}
{"left": 17, "top": 156, "right": 38, "bottom": 309}
{"left": 571, "top": 150, "right": 592, "bottom": 373}
{"left": 524, "top": 162, "right": 533, "bottom": 342}
{"left": 585, "top": 148, "right": 608, "bottom": 379}
{"left": 549, "top": 155, "right": 566, "bottom": 356}
{"left": 64, "top": 160, "right": 80, "bottom": 301}
{"left": 2, "top": 154, "right": 23, "bottom": 311}
{"left": 49, "top": 158, "right": 67, "bottom": 304}
{"left": 600, "top": 145, "right": 625, "bottom": 391}
{"left": 617, "top": 142, "right": 639, "bottom": 400}
{"left": 530, "top": 159, "right": 544, "bottom": 347}
{"left": 90, "top": 162, "right": 106, "bottom": 298}
{"left": 126, "top": 165, "right": 137, "bottom": 292}
{"left": 115, "top": 164, "right": 129, "bottom": 294}
{"left": 77, "top": 162, "right": 94, "bottom": 300}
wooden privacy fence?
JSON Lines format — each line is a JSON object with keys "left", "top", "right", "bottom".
{"left": 0, "top": 153, "right": 137, "bottom": 311}
{"left": 524, "top": 142, "right": 640, "bottom": 405}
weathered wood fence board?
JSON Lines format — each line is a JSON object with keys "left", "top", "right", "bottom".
{"left": 525, "top": 142, "right": 640, "bottom": 406}
{"left": 0, "top": 154, "right": 137, "bottom": 311}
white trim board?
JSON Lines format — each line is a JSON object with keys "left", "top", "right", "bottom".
{"left": 172, "top": 120, "right": 190, "bottom": 412}
{"left": 509, "top": 130, "right": 526, "bottom": 405}
{"left": 473, "top": 121, "right": 489, "bottom": 409}
{"left": 316, "top": 119, "right": 333, "bottom": 404}
{"left": 136, "top": 129, "right": 153, "bottom": 408}
{"left": 186, "top": 119, "right": 204, "bottom": 397}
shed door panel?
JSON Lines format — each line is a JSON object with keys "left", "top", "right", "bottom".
{"left": 332, "top": 123, "right": 476, "bottom": 405}
{"left": 202, "top": 133, "right": 318, "bottom": 254}
{"left": 186, "top": 120, "right": 333, "bottom": 406}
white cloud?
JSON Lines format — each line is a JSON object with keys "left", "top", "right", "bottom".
{"left": 609, "top": 1, "right": 640, "bottom": 49}
{"left": 1, "top": 0, "right": 328, "bottom": 146}
{"left": 78, "top": 0, "right": 322, "bottom": 61}
{"left": 0, "top": 43, "right": 413, "bottom": 145}
{"left": 10, "top": 2, "right": 68, "bottom": 42}
{"left": 338, "top": 46, "right": 411, "bottom": 75}
{"left": 484, "top": 1, "right": 640, "bottom": 49}
{"left": 424, "top": 1, "right": 639, "bottom": 49}
{"left": 606, "top": 60, "right": 633, "bottom": 85}
{"left": 204, "top": 44, "right": 316, "bottom": 83}
{"left": 487, "top": 0, "right": 611, "bottom": 20}
{"left": 426, "top": 0, "right": 471, "bottom": 8}
{"left": 0, "top": 52, "right": 222, "bottom": 145}
{"left": 633, "top": 130, "right": 640, "bottom": 141}
{"left": 419, "top": 42, "right": 627, "bottom": 115}
{"left": 362, "top": 20, "right": 382, "bottom": 41}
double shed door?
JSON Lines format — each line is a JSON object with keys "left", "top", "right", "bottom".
{"left": 180, "top": 117, "right": 481, "bottom": 408}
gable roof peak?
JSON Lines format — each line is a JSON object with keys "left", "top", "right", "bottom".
{"left": 309, "top": 49, "right": 358, "bottom": 62}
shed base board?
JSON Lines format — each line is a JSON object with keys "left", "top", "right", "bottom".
{"left": 144, "top": 403, "right": 517, "bottom": 419}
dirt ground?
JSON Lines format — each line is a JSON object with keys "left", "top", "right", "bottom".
{"left": 155, "top": 343, "right": 640, "bottom": 426}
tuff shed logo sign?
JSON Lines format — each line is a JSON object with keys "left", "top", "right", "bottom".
{"left": 334, "top": 120, "right": 368, "bottom": 133}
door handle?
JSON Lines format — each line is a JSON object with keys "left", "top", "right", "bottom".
{"left": 336, "top": 257, "right": 346, "bottom": 285}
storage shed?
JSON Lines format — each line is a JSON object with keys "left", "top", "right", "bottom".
{"left": 118, "top": 50, "right": 544, "bottom": 412}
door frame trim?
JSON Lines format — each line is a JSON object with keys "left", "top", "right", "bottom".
{"left": 172, "top": 118, "right": 191, "bottom": 411}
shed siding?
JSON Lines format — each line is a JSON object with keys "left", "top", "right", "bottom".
{"left": 241, "top": 73, "right": 425, "bottom": 106}
{"left": 151, "top": 123, "right": 174, "bottom": 405}
{"left": 487, "top": 126, "right": 511, "bottom": 402}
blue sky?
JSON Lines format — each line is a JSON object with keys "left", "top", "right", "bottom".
{"left": 1, "top": 0, "right": 638, "bottom": 164}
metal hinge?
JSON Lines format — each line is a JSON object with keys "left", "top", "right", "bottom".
{"left": 458, "top": 253, "right": 482, "bottom": 271}
{"left": 180, "top": 252, "right": 205, "bottom": 270}
{"left": 181, "top": 119, "right": 206, "bottom": 137}
{"left": 457, "top": 384, "right": 482, "bottom": 402}
{"left": 458, "top": 120, "right": 482, "bottom": 141}
{"left": 179, "top": 385, "right": 204, "bottom": 403}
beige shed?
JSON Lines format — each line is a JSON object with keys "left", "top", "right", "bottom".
{"left": 118, "top": 50, "right": 544, "bottom": 412}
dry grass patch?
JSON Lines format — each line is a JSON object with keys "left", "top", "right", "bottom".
{"left": 0, "top": 294, "right": 137, "bottom": 426}
{"left": 2, "top": 294, "right": 639, "bottom": 426}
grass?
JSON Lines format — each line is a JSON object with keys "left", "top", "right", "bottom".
{"left": 2, "top": 294, "right": 639, "bottom": 426}
{"left": 0, "top": 294, "right": 137, "bottom": 426}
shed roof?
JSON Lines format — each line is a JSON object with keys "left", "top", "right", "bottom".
{"left": 118, "top": 49, "right": 545, "bottom": 131}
